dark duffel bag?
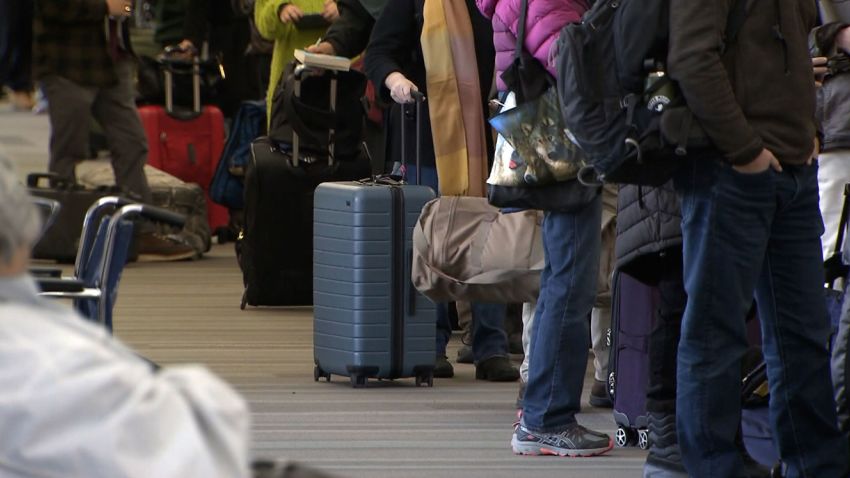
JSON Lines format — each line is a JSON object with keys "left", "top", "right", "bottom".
{"left": 28, "top": 173, "right": 125, "bottom": 263}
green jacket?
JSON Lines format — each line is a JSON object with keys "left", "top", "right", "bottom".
{"left": 33, "top": 0, "right": 129, "bottom": 88}
{"left": 254, "top": 0, "right": 326, "bottom": 124}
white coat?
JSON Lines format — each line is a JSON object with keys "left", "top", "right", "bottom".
{"left": 0, "top": 276, "right": 251, "bottom": 478}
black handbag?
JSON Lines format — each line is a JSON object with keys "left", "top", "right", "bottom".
{"left": 487, "top": 0, "right": 598, "bottom": 212}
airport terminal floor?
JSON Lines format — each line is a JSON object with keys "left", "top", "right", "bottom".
{"left": 0, "top": 101, "right": 648, "bottom": 478}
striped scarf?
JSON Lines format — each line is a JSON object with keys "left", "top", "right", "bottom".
{"left": 420, "top": 0, "right": 489, "bottom": 197}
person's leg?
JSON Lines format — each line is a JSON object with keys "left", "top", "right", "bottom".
{"left": 433, "top": 302, "right": 454, "bottom": 378}
{"left": 817, "top": 150, "right": 850, "bottom": 259}
{"left": 9, "top": 0, "right": 33, "bottom": 93}
{"left": 674, "top": 159, "right": 774, "bottom": 477}
{"left": 92, "top": 59, "right": 151, "bottom": 203}
{"left": 520, "top": 300, "right": 537, "bottom": 383}
{"left": 754, "top": 163, "right": 849, "bottom": 477}
{"left": 456, "top": 301, "right": 473, "bottom": 363}
{"left": 590, "top": 186, "right": 616, "bottom": 406}
{"left": 513, "top": 194, "right": 612, "bottom": 456}
{"left": 470, "top": 302, "right": 518, "bottom": 382}
{"left": 589, "top": 306, "right": 612, "bottom": 407}
{"left": 41, "top": 75, "right": 96, "bottom": 182}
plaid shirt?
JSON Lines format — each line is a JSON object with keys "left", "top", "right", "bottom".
{"left": 33, "top": 0, "right": 133, "bottom": 88}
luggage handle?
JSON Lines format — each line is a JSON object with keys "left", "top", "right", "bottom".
{"left": 400, "top": 92, "right": 426, "bottom": 186}
{"left": 27, "top": 172, "right": 73, "bottom": 190}
{"left": 163, "top": 56, "right": 202, "bottom": 116}
{"left": 291, "top": 64, "right": 338, "bottom": 169}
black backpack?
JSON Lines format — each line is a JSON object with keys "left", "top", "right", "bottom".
{"left": 555, "top": 0, "right": 748, "bottom": 186}
{"left": 268, "top": 61, "right": 368, "bottom": 162}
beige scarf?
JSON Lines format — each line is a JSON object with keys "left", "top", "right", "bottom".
{"left": 420, "top": 0, "right": 489, "bottom": 197}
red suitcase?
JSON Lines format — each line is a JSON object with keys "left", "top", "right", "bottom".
{"left": 138, "top": 57, "right": 228, "bottom": 233}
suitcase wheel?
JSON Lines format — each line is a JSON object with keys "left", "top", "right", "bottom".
{"left": 615, "top": 426, "right": 636, "bottom": 448}
{"left": 350, "top": 374, "right": 368, "bottom": 388}
{"left": 637, "top": 428, "right": 650, "bottom": 450}
{"left": 415, "top": 373, "right": 434, "bottom": 388}
{"left": 314, "top": 365, "right": 331, "bottom": 382}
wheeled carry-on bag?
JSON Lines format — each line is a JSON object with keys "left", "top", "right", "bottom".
{"left": 608, "top": 269, "right": 660, "bottom": 449}
{"left": 312, "top": 93, "right": 437, "bottom": 388}
{"left": 27, "top": 173, "right": 124, "bottom": 263}
{"left": 239, "top": 63, "right": 370, "bottom": 308}
{"left": 138, "top": 56, "right": 229, "bottom": 234}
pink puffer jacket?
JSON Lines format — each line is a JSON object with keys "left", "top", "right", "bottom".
{"left": 477, "top": 0, "right": 589, "bottom": 91}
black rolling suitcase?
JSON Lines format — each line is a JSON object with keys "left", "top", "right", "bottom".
{"left": 239, "top": 62, "right": 369, "bottom": 308}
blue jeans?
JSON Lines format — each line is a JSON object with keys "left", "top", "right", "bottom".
{"left": 436, "top": 302, "right": 508, "bottom": 362}
{"left": 522, "top": 193, "right": 602, "bottom": 432}
{"left": 674, "top": 159, "right": 849, "bottom": 477}
{"left": 406, "top": 165, "right": 509, "bottom": 362}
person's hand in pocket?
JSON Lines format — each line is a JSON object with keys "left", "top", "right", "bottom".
{"left": 733, "top": 148, "right": 782, "bottom": 174}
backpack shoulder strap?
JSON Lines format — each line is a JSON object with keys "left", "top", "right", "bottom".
{"left": 514, "top": 0, "right": 529, "bottom": 60}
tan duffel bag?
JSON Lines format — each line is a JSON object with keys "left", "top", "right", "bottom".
{"left": 412, "top": 196, "right": 544, "bottom": 303}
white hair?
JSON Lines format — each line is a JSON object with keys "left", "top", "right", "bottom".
{"left": 0, "top": 156, "right": 41, "bottom": 264}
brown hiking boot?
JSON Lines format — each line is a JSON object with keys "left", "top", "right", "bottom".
{"left": 137, "top": 232, "right": 196, "bottom": 262}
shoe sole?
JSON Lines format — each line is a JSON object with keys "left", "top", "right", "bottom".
{"left": 511, "top": 436, "right": 614, "bottom": 457}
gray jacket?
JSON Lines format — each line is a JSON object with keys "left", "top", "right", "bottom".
{"left": 615, "top": 183, "right": 682, "bottom": 284}
{"left": 811, "top": 21, "right": 850, "bottom": 152}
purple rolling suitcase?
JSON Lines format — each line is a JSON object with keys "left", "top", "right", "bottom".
{"left": 608, "top": 270, "right": 660, "bottom": 449}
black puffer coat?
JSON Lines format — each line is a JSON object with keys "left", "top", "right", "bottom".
{"left": 615, "top": 182, "right": 682, "bottom": 284}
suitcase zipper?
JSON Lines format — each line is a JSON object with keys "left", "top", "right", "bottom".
{"left": 390, "top": 185, "right": 404, "bottom": 378}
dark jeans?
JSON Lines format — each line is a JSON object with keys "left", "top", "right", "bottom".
{"left": 436, "top": 302, "right": 508, "bottom": 362}
{"left": 645, "top": 248, "right": 687, "bottom": 415}
{"left": 42, "top": 60, "right": 151, "bottom": 203}
{"left": 405, "top": 165, "right": 509, "bottom": 363}
{"left": 0, "top": 0, "right": 33, "bottom": 91}
{"left": 522, "top": 194, "right": 602, "bottom": 432}
{"left": 674, "top": 158, "right": 849, "bottom": 477}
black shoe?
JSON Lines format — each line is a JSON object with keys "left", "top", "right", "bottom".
{"left": 456, "top": 345, "right": 473, "bottom": 364}
{"left": 516, "top": 381, "right": 526, "bottom": 409}
{"left": 475, "top": 356, "right": 520, "bottom": 382}
{"left": 643, "top": 411, "right": 687, "bottom": 477}
{"left": 589, "top": 379, "right": 613, "bottom": 408}
{"left": 434, "top": 355, "right": 454, "bottom": 378}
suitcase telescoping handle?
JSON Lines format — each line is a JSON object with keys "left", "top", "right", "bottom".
{"left": 399, "top": 91, "right": 426, "bottom": 186}
{"left": 161, "top": 56, "right": 202, "bottom": 115}
{"left": 291, "top": 64, "right": 338, "bottom": 169}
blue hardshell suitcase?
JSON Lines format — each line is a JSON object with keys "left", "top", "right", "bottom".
{"left": 312, "top": 181, "right": 437, "bottom": 387}
{"left": 312, "top": 93, "right": 436, "bottom": 388}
